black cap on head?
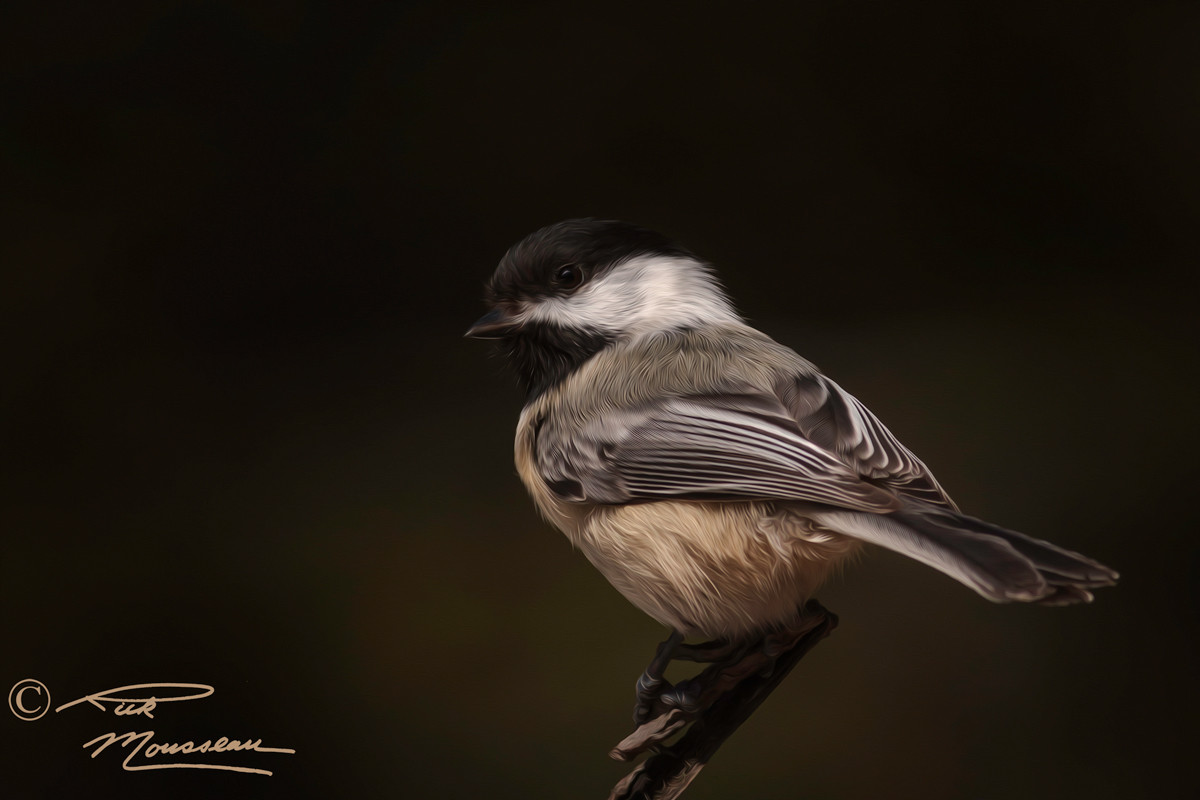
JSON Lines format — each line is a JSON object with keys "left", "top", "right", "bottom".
{"left": 468, "top": 219, "right": 720, "bottom": 398}
{"left": 485, "top": 218, "right": 695, "bottom": 306}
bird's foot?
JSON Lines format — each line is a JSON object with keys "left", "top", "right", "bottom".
{"left": 632, "top": 637, "right": 745, "bottom": 724}
{"left": 615, "top": 608, "right": 831, "bottom": 762}
{"left": 660, "top": 621, "right": 815, "bottom": 715}
{"left": 633, "top": 631, "right": 685, "bottom": 725}
{"left": 608, "top": 601, "right": 839, "bottom": 799}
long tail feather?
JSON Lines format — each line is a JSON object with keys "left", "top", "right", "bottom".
{"left": 809, "top": 504, "right": 1119, "bottom": 605}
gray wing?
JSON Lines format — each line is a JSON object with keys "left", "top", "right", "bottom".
{"left": 532, "top": 350, "right": 1116, "bottom": 607}
{"left": 536, "top": 391, "right": 900, "bottom": 512}
{"left": 779, "top": 373, "right": 959, "bottom": 510}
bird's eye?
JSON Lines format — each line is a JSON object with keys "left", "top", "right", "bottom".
{"left": 553, "top": 264, "right": 585, "bottom": 290}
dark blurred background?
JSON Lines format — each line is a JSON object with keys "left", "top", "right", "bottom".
{"left": 2, "top": 1, "right": 1197, "bottom": 798}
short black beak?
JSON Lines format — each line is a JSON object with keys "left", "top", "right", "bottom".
{"left": 465, "top": 307, "right": 519, "bottom": 339}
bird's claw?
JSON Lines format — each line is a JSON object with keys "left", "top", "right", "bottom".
{"left": 620, "top": 609, "right": 831, "bottom": 755}
{"left": 658, "top": 678, "right": 704, "bottom": 714}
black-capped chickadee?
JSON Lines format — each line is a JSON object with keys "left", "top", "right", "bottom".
{"left": 467, "top": 218, "right": 1117, "bottom": 720}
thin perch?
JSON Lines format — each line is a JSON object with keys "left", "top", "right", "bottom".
{"left": 607, "top": 600, "right": 838, "bottom": 800}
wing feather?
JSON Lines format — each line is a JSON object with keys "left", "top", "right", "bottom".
{"left": 781, "top": 374, "right": 958, "bottom": 509}
{"left": 536, "top": 393, "right": 899, "bottom": 512}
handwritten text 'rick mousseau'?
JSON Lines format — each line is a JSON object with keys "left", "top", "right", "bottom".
{"left": 10, "top": 680, "right": 295, "bottom": 776}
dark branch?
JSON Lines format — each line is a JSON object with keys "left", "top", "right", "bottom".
{"left": 606, "top": 599, "right": 838, "bottom": 800}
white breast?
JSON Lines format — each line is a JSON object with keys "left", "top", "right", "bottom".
{"left": 571, "top": 501, "right": 857, "bottom": 637}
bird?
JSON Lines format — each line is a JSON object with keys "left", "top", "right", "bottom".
{"left": 466, "top": 218, "right": 1118, "bottom": 723}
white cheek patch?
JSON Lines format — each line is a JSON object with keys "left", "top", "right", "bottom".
{"left": 522, "top": 256, "right": 740, "bottom": 337}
